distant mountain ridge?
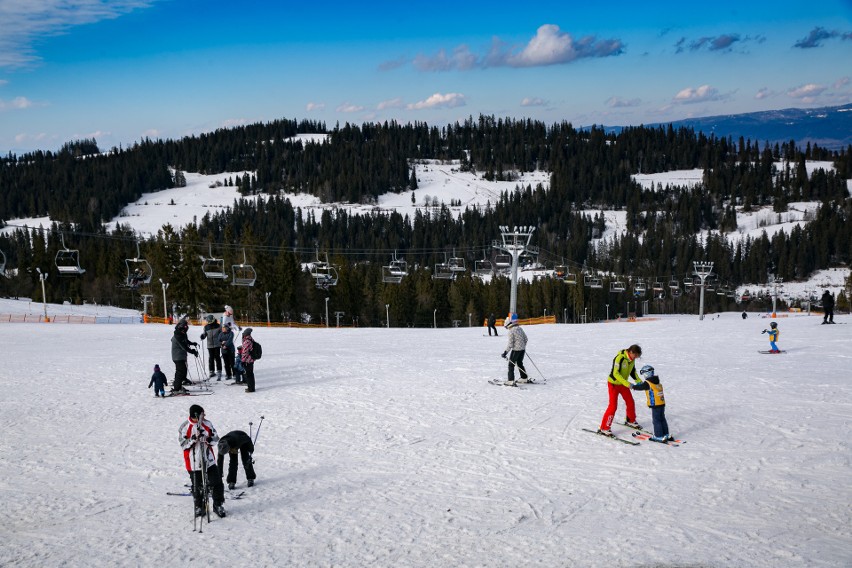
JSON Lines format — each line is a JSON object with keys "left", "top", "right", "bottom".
{"left": 609, "top": 104, "right": 852, "bottom": 151}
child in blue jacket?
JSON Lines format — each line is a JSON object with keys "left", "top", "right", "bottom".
{"left": 631, "top": 364, "right": 673, "bottom": 442}
{"left": 148, "top": 364, "right": 168, "bottom": 397}
{"left": 762, "top": 321, "right": 780, "bottom": 353}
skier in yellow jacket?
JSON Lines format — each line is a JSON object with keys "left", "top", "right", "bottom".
{"left": 598, "top": 344, "right": 643, "bottom": 435}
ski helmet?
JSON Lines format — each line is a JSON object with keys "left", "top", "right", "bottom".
{"left": 639, "top": 365, "right": 655, "bottom": 381}
{"left": 206, "top": 314, "right": 215, "bottom": 323}
{"left": 189, "top": 404, "right": 204, "bottom": 419}
{"left": 770, "top": 322, "right": 777, "bottom": 328}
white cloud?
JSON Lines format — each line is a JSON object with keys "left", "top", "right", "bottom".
{"left": 520, "top": 97, "right": 548, "bottom": 107}
{"left": 409, "top": 24, "right": 623, "bottom": 71}
{"left": 336, "top": 102, "right": 365, "bottom": 113}
{"left": 786, "top": 83, "right": 827, "bottom": 103}
{"left": 0, "top": 0, "right": 156, "bottom": 68}
{"left": 406, "top": 93, "right": 466, "bottom": 110}
{"left": 755, "top": 87, "right": 773, "bottom": 100}
{"left": 0, "top": 96, "right": 37, "bottom": 110}
{"left": 0, "top": 79, "right": 8, "bottom": 86}
{"left": 832, "top": 76, "right": 849, "bottom": 90}
{"left": 605, "top": 96, "right": 641, "bottom": 108}
{"left": 141, "top": 129, "right": 161, "bottom": 139}
{"left": 673, "top": 85, "right": 723, "bottom": 104}
{"left": 377, "top": 97, "right": 404, "bottom": 110}
{"left": 305, "top": 102, "right": 325, "bottom": 112}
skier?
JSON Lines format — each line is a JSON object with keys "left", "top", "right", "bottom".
{"left": 200, "top": 315, "right": 223, "bottom": 379}
{"left": 487, "top": 313, "right": 499, "bottom": 336}
{"left": 233, "top": 346, "right": 246, "bottom": 384}
{"left": 598, "top": 344, "right": 644, "bottom": 435}
{"left": 631, "top": 365, "right": 673, "bottom": 442}
{"left": 219, "top": 322, "right": 236, "bottom": 381}
{"left": 148, "top": 364, "right": 168, "bottom": 398}
{"left": 170, "top": 318, "right": 198, "bottom": 393}
{"left": 217, "top": 430, "right": 257, "bottom": 490}
{"left": 221, "top": 305, "right": 242, "bottom": 332}
{"left": 762, "top": 322, "right": 780, "bottom": 353}
{"left": 501, "top": 313, "right": 528, "bottom": 385}
{"left": 241, "top": 328, "right": 256, "bottom": 393}
{"left": 179, "top": 404, "right": 226, "bottom": 518}
{"left": 821, "top": 290, "right": 835, "bottom": 324}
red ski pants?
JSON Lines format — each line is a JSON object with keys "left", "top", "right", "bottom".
{"left": 600, "top": 382, "right": 636, "bottom": 431}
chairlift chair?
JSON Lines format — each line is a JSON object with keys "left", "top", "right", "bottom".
{"left": 683, "top": 276, "right": 695, "bottom": 288}
{"left": 231, "top": 249, "right": 257, "bottom": 287}
{"left": 448, "top": 254, "right": 466, "bottom": 273}
{"left": 382, "top": 253, "right": 407, "bottom": 284}
{"left": 554, "top": 265, "right": 567, "bottom": 279}
{"left": 610, "top": 280, "right": 626, "bottom": 293}
{"left": 201, "top": 244, "right": 229, "bottom": 280}
{"left": 311, "top": 252, "right": 338, "bottom": 289}
{"left": 563, "top": 271, "right": 577, "bottom": 284}
{"left": 125, "top": 241, "right": 153, "bottom": 288}
{"left": 652, "top": 280, "right": 664, "bottom": 293}
{"left": 55, "top": 234, "right": 86, "bottom": 276}
{"left": 474, "top": 250, "right": 493, "bottom": 276}
{"left": 494, "top": 253, "right": 511, "bottom": 270}
{"left": 634, "top": 279, "right": 646, "bottom": 295}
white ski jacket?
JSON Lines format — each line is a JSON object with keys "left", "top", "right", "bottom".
{"left": 179, "top": 418, "right": 219, "bottom": 472}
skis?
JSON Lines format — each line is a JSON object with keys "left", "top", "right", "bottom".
{"left": 758, "top": 350, "right": 787, "bottom": 354}
{"left": 168, "top": 490, "right": 246, "bottom": 500}
{"left": 631, "top": 432, "right": 684, "bottom": 446}
{"left": 581, "top": 428, "right": 640, "bottom": 445}
{"left": 487, "top": 379, "right": 527, "bottom": 389}
{"left": 166, "top": 391, "right": 214, "bottom": 397}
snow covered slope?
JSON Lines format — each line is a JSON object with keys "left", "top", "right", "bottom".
{"left": 1, "top": 313, "right": 849, "bottom": 566}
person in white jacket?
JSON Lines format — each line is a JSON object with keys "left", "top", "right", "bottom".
{"left": 501, "top": 313, "right": 529, "bottom": 385}
{"left": 221, "top": 305, "right": 242, "bottom": 332}
{"left": 178, "top": 404, "right": 226, "bottom": 517}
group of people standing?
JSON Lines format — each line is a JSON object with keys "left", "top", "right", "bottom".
{"left": 168, "top": 304, "right": 258, "bottom": 394}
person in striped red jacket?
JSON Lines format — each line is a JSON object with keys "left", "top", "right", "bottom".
{"left": 178, "top": 404, "right": 226, "bottom": 517}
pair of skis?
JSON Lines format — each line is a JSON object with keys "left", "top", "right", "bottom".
{"left": 583, "top": 422, "right": 685, "bottom": 446}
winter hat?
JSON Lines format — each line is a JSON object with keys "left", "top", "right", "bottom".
{"left": 206, "top": 314, "right": 215, "bottom": 323}
{"left": 504, "top": 313, "right": 518, "bottom": 327}
{"left": 154, "top": 364, "right": 160, "bottom": 372}
{"left": 222, "top": 322, "right": 231, "bottom": 330}
{"left": 243, "top": 327, "right": 253, "bottom": 336}
{"left": 189, "top": 404, "right": 204, "bottom": 419}
{"left": 224, "top": 305, "right": 233, "bottom": 314}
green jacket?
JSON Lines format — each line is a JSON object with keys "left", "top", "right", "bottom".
{"left": 607, "top": 349, "right": 639, "bottom": 387}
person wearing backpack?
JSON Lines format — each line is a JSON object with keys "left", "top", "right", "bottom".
{"left": 241, "top": 328, "right": 258, "bottom": 393}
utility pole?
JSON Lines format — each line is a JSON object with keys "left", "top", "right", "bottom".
{"left": 335, "top": 311, "right": 345, "bottom": 328}
{"left": 325, "top": 297, "right": 330, "bottom": 328}
{"left": 494, "top": 225, "right": 536, "bottom": 315}
{"left": 159, "top": 278, "right": 169, "bottom": 321}
{"left": 693, "top": 261, "right": 714, "bottom": 320}
{"left": 769, "top": 277, "right": 783, "bottom": 318}
{"left": 386, "top": 304, "right": 390, "bottom": 328}
{"left": 36, "top": 268, "right": 48, "bottom": 322}
{"left": 265, "top": 292, "right": 271, "bottom": 326}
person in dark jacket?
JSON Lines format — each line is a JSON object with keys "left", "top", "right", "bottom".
{"left": 821, "top": 290, "right": 835, "bottom": 324}
{"left": 148, "top": 364, "right": 168, "bottom": 397}
{"left": 217, "top": 430, "right": 257, "bottom": 490}
{"left": 487, "top": 313, "right": 499, "bottom": 336}
{"left": 219, "top": 322, "right": 236, "bottom": 381}
{"left": 170, "top": 318, "right": 198, "bottom": 393}
{"left": 201, "top": 315, "right": 223, "bottom": 379}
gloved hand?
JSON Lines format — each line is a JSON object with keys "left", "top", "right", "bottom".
{"left": 200, "top": 333, "right": 206, "bottom": 340}
{"left": 191, "top": 342, "right": 199, "bottom": 347}
{"left": 761, "top": 330, "right": 767, "bottom": 334}
{"left": 148, "top": 384, "right": 151, "bottom": 388}
{"left": 190, "top": 349, "right": 198, "bottom": 356}
{"left": 501, "top": 351, "right": 508, "bottom": 359}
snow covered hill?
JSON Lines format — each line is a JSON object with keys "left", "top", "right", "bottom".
{"left": 1, "top": 313, "right": 849, "bottom": 566}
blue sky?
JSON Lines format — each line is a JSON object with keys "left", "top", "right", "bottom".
{"left": 1, "top": 0, "right": 850, "bottom": 154}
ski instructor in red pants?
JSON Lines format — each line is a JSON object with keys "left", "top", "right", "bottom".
{"left": 598, "top": 344, "right": 644, "bottom": 434}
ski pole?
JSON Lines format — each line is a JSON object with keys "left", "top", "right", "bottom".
{"left": 190, "top": 434, "right": 198, "bottom": 532}
{"left": 252, "top": 416, "right": 264, "bottom": 446}
{"left": 524, "top": 352, "right": 548, "bottom": 383}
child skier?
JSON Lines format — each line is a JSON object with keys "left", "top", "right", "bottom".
{"left": 631, "top": 365, "right": 673, "bottom": 442}
{"left": 762, "top": 321, "right": 780, "bottom": 353}
{"left": 148, "top": 364, "right": 168, "bottom": 397}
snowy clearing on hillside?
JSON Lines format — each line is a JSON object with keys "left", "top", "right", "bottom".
{"left": 1, "top": 311, "right": 850, "bottom": 567}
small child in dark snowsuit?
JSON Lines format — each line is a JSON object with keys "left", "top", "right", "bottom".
{"left": 631, "top": 364, "right": 672, "bottom": 442}
{"left": 149, "top": 364, "right": 168, "bottom": 397}
{"left": 233, "top": 347, "right": 246, "bottom": 384}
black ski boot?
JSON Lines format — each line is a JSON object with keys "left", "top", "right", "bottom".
{"left": 213, "top": 503, "right": 227, "bottom": 518}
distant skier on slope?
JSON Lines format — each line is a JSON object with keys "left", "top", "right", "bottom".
{"left": 501, "top": 313, "right": 528, "bottom": 386}
{"left": 179, "top": 404, "right": 226, "bottom": 518}
{"left": 200, "top": 314, "right": 223, "bottom": 379}
{"left": 821, "top": 290, "right": 835, "bottom": 324}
